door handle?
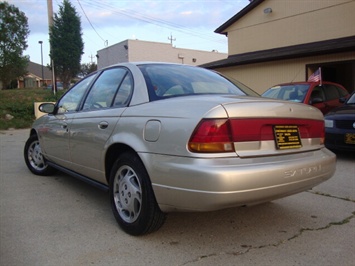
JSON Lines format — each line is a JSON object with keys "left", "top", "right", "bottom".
{"left": 98, "top": 121, "right": 109, "bottom": 129}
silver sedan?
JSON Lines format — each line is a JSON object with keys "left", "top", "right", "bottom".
{"left": 24, "top": 62, "right": 336, "bottom": 235}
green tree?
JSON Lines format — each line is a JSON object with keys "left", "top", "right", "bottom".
{"left": 80, "top": 62, "right": 97, "bottom": 77}
{"left": 49, "top": 0, "right": 83, "bottom": 89}
{"left": 0, "top": 2, "right": 30, "bottom": 90}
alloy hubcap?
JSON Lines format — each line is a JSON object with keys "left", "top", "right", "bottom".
{"left": 113, "top": 165, "right": 142, "bottom": 223}
{"left": 28, "top": 140, "right": 46, "bottom": 171}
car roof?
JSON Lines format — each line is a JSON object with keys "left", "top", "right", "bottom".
{"left": 271, "top": 81, "right": 344, "bottom": 87}
{"left": 102, "top": 62, "right": 189, "bottom": 69}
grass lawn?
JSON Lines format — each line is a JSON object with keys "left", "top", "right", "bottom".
{"left": 0, "top": 88, "right": 65, "bottom": 130}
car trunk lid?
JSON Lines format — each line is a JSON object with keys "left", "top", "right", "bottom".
{"left": 221, "top": 99, "right": 325, "bottom": 157}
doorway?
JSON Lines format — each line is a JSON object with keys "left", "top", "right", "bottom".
{"left": 307, "top": 60, "right": 355, "bottom": 93}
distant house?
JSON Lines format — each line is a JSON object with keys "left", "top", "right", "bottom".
{"left": 17, "top": 61, "right": 54, "bottom": 88}
{"left": 0, "top": 61, "right": 52, "bottom": 89}
{"left": 97, "top": 39, "right": 228, "bottom": 69}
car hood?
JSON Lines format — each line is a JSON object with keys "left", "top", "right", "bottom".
{"left": 325, "top": 105, "right": 355, "bottom": 117}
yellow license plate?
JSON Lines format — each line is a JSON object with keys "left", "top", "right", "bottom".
{"left": 345, "top": 133, "right": 355, "bottom": 144}
{"left": 273, "top": 125, "right": 302, "bottom": 150}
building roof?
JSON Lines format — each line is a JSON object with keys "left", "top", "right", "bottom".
{"left": 27, "top": 61, "right": 52, "bottom": 80}
{"left": 200, "top": 36, "right": 355, "bottom": 69}
{"left": 215, "top": 0, "right": 264, "bottom": 35}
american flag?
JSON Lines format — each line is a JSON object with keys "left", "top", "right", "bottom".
{"left": 308, "top": 67, "right": 322, "bottom": 83}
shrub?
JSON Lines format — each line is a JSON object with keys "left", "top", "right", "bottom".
{"left": 0, "top": 88, "right": 65, "bottom": 130}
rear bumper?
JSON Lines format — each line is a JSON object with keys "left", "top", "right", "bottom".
{"left": 140, "top": 148, "right": 336, "bottom": 212}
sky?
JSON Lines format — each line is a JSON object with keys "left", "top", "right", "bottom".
{"left": 7, "top": 0, "right": 250, "bottom": 66}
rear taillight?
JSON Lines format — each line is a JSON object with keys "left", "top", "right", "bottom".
{"left": 188, "top": 118, "right": 324, "bottom": 153}
{"left": 320, "top": 121, "right": 325, "bottom": 145}
{"left": 188, "top": 119, "right": 234, "bottom": 153}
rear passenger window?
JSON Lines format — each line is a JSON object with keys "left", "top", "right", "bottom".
{"left": 83, "top": 68, "right": 127, "bottom": 110}
{"left": 323, "top": 85, "right": 340, "bottom": 100}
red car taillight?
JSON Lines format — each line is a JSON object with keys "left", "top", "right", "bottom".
{"left": 188, "top": 118, "right": 325, "bottom": 153}
{"left": 188, "top": 119, "right": 234, "bottom": 153}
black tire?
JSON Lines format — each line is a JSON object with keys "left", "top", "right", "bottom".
{"left": 109, "top": 152, "right": 166, "bottom": 236}
{"left": 24, "top": 134, "right": 55, "bottom": 176}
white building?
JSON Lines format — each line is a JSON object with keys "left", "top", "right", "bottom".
{"left": 97, "top": 39, "right": 227, "bottom": 69}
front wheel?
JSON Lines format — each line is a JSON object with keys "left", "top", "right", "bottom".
{"left": 109, "top": 152, "right": 166, "bottom": 235}
{"left": 24, "top": 134, "right": 55, "bottom": 176}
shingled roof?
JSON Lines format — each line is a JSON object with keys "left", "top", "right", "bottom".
{"left": 215, "top": 0, "right": 265, "bottom": 35}
{"left": 27, "top": 61, "right": 52, "bottom": 80}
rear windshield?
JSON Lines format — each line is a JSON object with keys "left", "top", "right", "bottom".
{"left": 263, "top": 84, "right": 310, "bottom": 102}
{"left": 138, "top": 64, "right": 259, "bottom": 101}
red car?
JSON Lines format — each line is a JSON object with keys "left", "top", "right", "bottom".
{"left": 262, "top": 81, "right": 350, "bottom": 114}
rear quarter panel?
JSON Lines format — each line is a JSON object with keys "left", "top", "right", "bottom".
{"left": 109, "top": 96, "right": 229, "bottom": 156}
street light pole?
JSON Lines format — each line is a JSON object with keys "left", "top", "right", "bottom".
{"left": 38, "top": 41, "right": 44, "bottom": 87}
{"left": 47, "top": 0, "right": 56, "bottom": 95}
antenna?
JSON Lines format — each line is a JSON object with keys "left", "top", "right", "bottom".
{"left": 290, "top": 67, "right": 303, "bottom": 82}
{"left": 168, "top": 33, "right": 176, "bottom": 45}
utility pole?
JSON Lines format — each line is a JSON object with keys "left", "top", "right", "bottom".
{"left": 47, "top": 0, "right": 56, "bottom": 95}
{"left": 89, "top": 54, "right": 95, "bottom": 63}
{"left": 168, "top": 33, "right": 176, "bottom": 46}
{"left": 38, "top": 41, "right": 44, "bottom": 87}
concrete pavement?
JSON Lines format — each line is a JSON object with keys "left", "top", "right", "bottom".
{"left": 1, "top": 129, "right": 354, "bottom": 265}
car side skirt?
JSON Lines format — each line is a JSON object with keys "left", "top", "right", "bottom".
{"left": 47, "top": 161, "right": 109, "bottom": 192}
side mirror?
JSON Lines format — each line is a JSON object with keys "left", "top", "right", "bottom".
{"left": 39, "top": 103, "right": 55, "bottom": 114}
{"left": 310, "top": 97, "right": 324, "bottom": 104}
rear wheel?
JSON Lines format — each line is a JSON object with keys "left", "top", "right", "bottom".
{"left": 109, "top": 152, "right": 166, "bottom": 235}
{"left": 24, "top": 134, "right": 55, "bottom": 176}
